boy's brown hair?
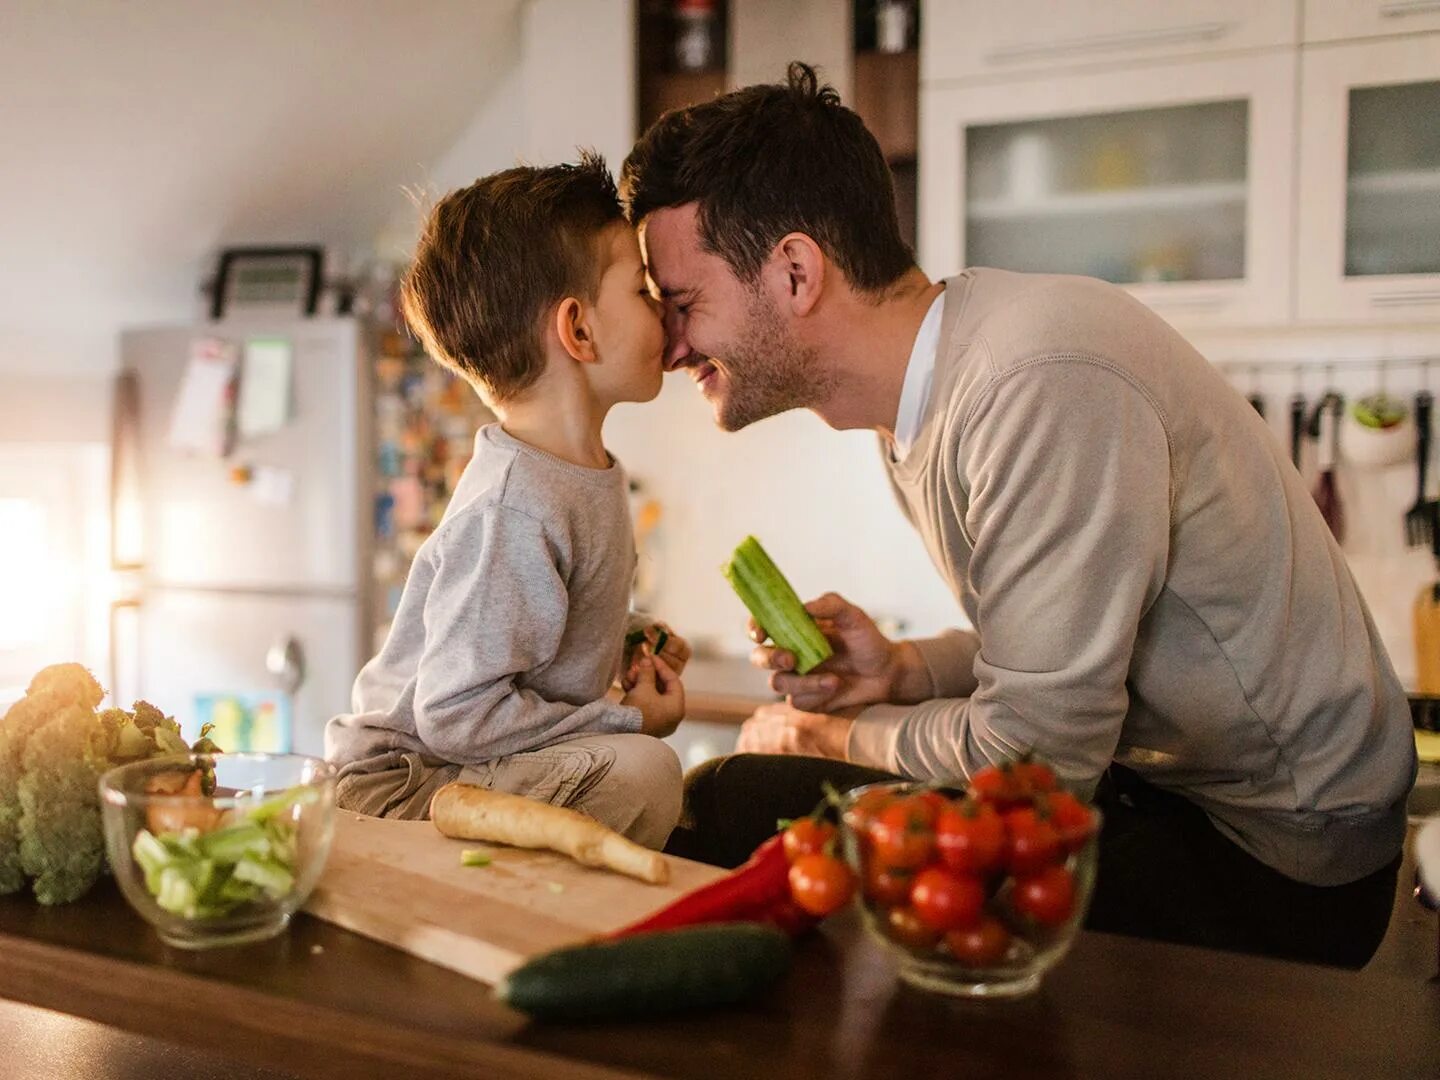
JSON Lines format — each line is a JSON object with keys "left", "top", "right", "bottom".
{"left": 401, "top": 151, "right": 623, "bottom": 403}
{"left": 621, "top": 62, "right": 913, "bottom": 296}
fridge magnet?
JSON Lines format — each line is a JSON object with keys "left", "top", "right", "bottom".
{"left": 167, "top": 337, "right": 240, "bottom": 456}
{"left": 193, "top": 692, "right": 293, "bottom": 753}
{"left": 209, "top": 246, "right": 324, "bottom": 320}
{"left": 237, "top": 337, "right": 294, "bottom": 438}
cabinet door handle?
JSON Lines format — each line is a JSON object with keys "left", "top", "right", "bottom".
{"left": 1371, "top": 289, "right": 1440, "bottom": 307}
{"left": 1380, "top": 1, "right": 1440, "bottom": 19}
{"left": 985, "top": 22, "right": 1234, "bottom": 67}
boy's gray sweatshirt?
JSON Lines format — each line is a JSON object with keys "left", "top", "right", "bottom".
{"left": 849, "top": 269, "right": 1417, "bottom": 887}
{"left": 325, "top": 425, "right": 641, "bottom": 768}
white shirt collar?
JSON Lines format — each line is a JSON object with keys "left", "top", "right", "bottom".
{"left": 892, "top": 291, "right": 946, "bottom": 458}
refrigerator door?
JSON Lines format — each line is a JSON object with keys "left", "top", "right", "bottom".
{"left": 137, "top": 588, "right": 359, "bottom": 756}
{"left": 119, "top": 319, "right": 366, "bottom": 593}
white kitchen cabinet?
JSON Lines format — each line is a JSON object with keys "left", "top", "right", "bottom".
{"left": 1296, "top": 36, "right": 1440, "bottom": 322}
{"left": 1303, "top": 0, "right": 1440, "bottom": 43}
{"left": 921, "top": 1, "right": 1298, "bottom": 84}
{"left": 919, "top": 51, "right": 1297, "bottom": 326}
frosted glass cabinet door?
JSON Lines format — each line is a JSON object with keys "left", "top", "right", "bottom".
{"left": 1297, "top": 37, "right": 1440, "bottom": 322}
{"left": 919, "top": 51, "right": 1297, "bottom": 328}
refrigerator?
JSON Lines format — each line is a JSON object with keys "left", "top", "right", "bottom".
{"left": 115, "top": 317, "right": 373, "bottom": 756}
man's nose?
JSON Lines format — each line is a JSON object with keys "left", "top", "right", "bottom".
{"left": 663, "top": 316, "right": 691, "bottom": 371}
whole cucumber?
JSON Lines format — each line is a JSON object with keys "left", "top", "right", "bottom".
{"left": 496, "top": 923, "right": 792, "bottom": 1021}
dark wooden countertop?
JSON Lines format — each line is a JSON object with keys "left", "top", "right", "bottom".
{"left": 0, "top": 874, "right": 1436, "bottom": 1080}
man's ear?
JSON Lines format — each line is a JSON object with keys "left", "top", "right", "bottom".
{"left": 553, "top": 296, "right": 597, "bottom": 364}
{"left": 768, "top": 233, "right": 825, "bottom": 317}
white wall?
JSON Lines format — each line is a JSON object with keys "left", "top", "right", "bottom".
{"left": 379, "top": 0, "right": 635, "bottom": 259}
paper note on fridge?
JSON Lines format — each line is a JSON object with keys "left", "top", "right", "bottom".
{"left": 237, "top": 337, "right": 294, "bottom": 438}
{"left": 168, "top": 338, "right": 240, "bottom": 456}
{"left": 249, "top": 465, "right": 295, "bottom": 506}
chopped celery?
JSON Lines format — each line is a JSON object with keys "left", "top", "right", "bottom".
{"left": 133, "top": 782, "right": 311, "bottom": 920}
{"left": 197, "top": 822, "right": 269, "bottom": 863}
{"left": 132, "top": 830, "right": 169, "bottom": 876}
{"left": 232, "top": 855, "right": 294, "bottom": 899}
{"left": 723, "top": 536, "right": 833, "bottom": 675}
{"left": 460, "top": 849, "right": 492, "bottom": 868}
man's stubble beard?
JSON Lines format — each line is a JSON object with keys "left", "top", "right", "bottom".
{"left": 714, "top": 290, "right": 836, "bottom": 433}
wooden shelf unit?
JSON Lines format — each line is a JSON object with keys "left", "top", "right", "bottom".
{"left": 636, "top": 0, "right": 729, "bottom": 134}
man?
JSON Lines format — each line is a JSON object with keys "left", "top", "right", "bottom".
{"left": 622, "top": 63, "right": 1417, "bottom": 967}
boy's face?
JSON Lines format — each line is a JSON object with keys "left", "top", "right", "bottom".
{"left": 588, "top": 223, "right": 666, "bottom": 405}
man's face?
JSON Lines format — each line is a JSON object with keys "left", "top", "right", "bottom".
{"left": 641, "top": 203, "right": 827, "bottom": 432}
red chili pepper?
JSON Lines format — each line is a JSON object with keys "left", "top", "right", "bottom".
{"left": 609, "top": 833, "right": 793, "bottom": 938}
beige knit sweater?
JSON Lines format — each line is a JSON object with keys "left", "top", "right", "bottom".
{"left": 848, "top": 269, "right": 1416, "bottom": 887}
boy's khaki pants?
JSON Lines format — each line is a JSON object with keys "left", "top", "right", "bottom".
{"left": 333, "top": 733, "right": 682, "bottom": 850}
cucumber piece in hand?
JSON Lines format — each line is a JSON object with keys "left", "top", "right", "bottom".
{"left": 724, "top": 536, "right": 833, "bottom": 674}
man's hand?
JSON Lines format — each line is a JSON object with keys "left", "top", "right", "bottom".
{"left": 749, "top": 592, "right": 932, "bottom": 712}
{"left": 621, "top": 648, "right": 685, "bottom": 738}
{"left": 622, "top": 622, "right": 691, "bottom": 690}
{"left": 735, "top": 701, "right": 855, "bottom": 759}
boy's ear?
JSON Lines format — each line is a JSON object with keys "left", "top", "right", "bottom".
{"left": 554, "top": 297, "right": 597, "bottom": 364}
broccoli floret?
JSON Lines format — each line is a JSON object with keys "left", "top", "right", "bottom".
{"left": 0, "top": 665, "right": 103, "bottom": 896}
{"left": 4, "top": 665, "right": 221, "bottom": 905}
{"left": 0, "top": 694, "right": 51, "bottom": 894}
{"left": 17, "top": 702, "right": 111, "bottom": 904}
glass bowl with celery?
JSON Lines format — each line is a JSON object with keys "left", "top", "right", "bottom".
{"left": 98, "top": 752, "right": 336, "bottom": 949}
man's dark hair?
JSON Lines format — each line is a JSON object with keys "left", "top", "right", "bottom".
{"left": 621, "top": 62, "right": 913, "bottom": 294}
{"left": 401, "top": 151, "right": 623, "bottom": 403}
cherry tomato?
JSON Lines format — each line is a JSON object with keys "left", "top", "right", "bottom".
{"left": 869, "top": 797, "right": 936, "bottom": 870}
{"left": 1041, "top": 791, "right": 1096, "bottom": 852}
{"left": 782, "top": 817, "right": 836, "bottom": 863}
{"left": 910, "top": 867, "right": 985, "bottom": 932}
{"left": 1012, "top": 865, "right": 1077, "bottom": 927}
{"left": 842, "top": 787, "right": 895, "bottom": 837}
{"left": 884, "top": 905, "right": 940, "bottom": 952}
{"left": 970, "top": 763, "right": 1027, "bottom": 809}
{"left": 864, "top": 862, "right": 916, "bottom": 907}
{"left": 935, "top": 799, "right": 1006, "bottom": 876}
{"left": 1013, "top": 759, "right": 1059, "bottom": 796}
{"left": 944, "top": 916, "right": 1012, "bottom": 967}
{"left": 788, "top": 853, "right": 856, "bottom": 917}
{"left": 1002, "top": 806, "right": 1063, "bottom": 876}
{"left": 915, "top": 789, "right": 952, "bottom": 819}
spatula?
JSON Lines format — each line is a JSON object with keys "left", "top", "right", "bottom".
{"left": 1406, "top": 390, "right": 1434, "bottom": 548}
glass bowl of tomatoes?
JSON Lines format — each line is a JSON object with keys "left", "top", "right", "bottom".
{"left": 839, "top": 761, "right": 1100, "bottom": 999}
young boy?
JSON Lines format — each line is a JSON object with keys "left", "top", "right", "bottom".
{"left": 325, "top": 154, "right": 689, "bottom": 849}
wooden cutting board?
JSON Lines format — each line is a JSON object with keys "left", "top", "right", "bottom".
{"left": 303, "top": 810, "right": 724, "bottom": 985}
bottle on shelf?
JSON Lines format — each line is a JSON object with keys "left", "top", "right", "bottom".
{"left": 875, "top": 0, "right": 914, "bottom": 54}
{"left": 673, "top": 0, "right": 718, "bottom": 72}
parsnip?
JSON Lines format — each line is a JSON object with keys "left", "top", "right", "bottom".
{"left": 430, "top": 784, "right": 669, "bottom": 885}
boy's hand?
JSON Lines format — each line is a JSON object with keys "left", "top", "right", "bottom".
{"left": 622, "top": 622, "right": 691, "bottom": 689}
{"left": 621, "top": 647, "right": 685, "bottom": 738}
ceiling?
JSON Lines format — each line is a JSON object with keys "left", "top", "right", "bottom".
{"left": 0, "top": 0, "right": 524, "bottom": 374}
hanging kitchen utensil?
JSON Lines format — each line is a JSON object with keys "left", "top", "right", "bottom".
{"left": 1406, "top": 390, "right": 1434, "bottom": 548}
{"left": 1309, "top": 390, "right": 1345, "bottom": 542}
{"left": 1416, "top": 503, "right": 1440, "bottom": 693}
{"left": 1289, "top": 392, "right": 1307, "bottom": 472}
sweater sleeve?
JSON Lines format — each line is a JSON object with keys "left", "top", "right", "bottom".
{"left": 848, "top": 360, "right": 1171, "bottom": 795}
{"left": 412, "top": 505, "right": 641, "bottom": 764}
